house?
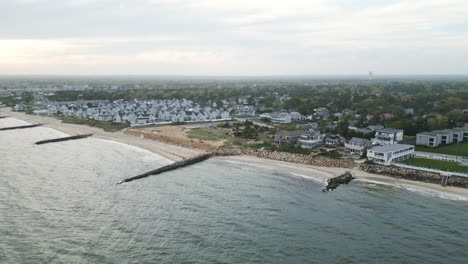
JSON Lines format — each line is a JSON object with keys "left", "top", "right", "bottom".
{"left": 298, "top": 129, "right": 323, "bottom": 149}
{"left": 345, "top": 137, "right": 372, "bottom": 157}
{"left": 372, "top": 128, "right": 404, "bottom": 146}
{"left": 290, "top": 112, "right": 302, "bottom": 121}
{"left": 367, "top": 144, "right": 415, "bottom": 165}
{"left": 236, "top": 105, "right": 256, "bottom": 116}
{"left": 324, "top": 134, "right": 345, "bottom": 146}
{"left": 14, "top": 103, "right": 26, "bottom": 111}
{"left": 274, "top": 130, "right": 304, "bottom": 146}
{"left": 314, "top": 107, "right": 329, "bottom": 119}
{"left": 416, "top": 127, "right": 467, "bottom": 147}
{"left": 270, "top": 112, "right": 292, "bottom": 124}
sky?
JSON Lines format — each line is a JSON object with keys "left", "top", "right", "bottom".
{"left": 1, "top": 0, "right": 468, "bottom": 76}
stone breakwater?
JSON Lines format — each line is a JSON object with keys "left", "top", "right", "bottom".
{"left": 323, "top": 171, "right": 354, "bottom": 192}
{"left": 214, "top": 146, "right": 354, "bottom": 168}
{"left": 360, "top": 164, "right": 468, "bottom": 188}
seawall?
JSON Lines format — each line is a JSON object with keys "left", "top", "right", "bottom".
{"left": 360, "top": 163, "right": 468, "bottom": 189}
{"left": 214, "top": 146, "right": 353, "bottom": 168}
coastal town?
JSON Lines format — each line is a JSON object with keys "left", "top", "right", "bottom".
{"left": 6, "top": 83, "right": 468, "bottom": 183}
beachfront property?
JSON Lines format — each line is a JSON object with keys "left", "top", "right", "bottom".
{"left": 371, "top": 128, "right": 404, "bottom": 146}
{"left": 345, "top": 137, "right": 372, "bottom": 157}
{"left": 416, "top": 127, "right": 468, "bottom": 147}
{"left": 43, "top": 98, "right": 231, "bottom": 125}
{"left": 367, "top": 144, "right": 415, "bottom": 165}
{"left": 298, "top": 129, "right": 323, "bottom": 149}
{"left": 324, "top": 134, "right": 345, "bottom": 146}
{"left": 274, "top": 130, "right": 304, "bottom": 146}
{"left": 270, "top": 112, "right": 292, "bottom": 124}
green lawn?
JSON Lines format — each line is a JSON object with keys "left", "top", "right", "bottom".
{"left": 401, "top": 158, "right": 468, "bottom": 173}
{"left": 415, "top": 142, "right": 468, "bottom": 157}
{"left": 59, "top": 116, "right": 129, "bottom": 132}
{"left": 186, "top": 127, "right": 231, "bottom": 141}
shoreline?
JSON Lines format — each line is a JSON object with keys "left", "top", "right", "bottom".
{"left": 0, "top": 108, "right": 204, "bottom": 161}
{"left": 2, "top": 107, "right": 468, "bottom": 200}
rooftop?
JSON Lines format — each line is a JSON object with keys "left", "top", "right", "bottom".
{"left": 369, "top": 144, "right": 414, "bottom": 153}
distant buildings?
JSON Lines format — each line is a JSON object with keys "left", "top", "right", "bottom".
{"left": 236, "top": 105, "right": 256, "bottom": 116}
{"left": 345, "top": 137, "right": 371, "bottom": 157}
{"left": 416, "top": 128, "right": 468, "bottom": 147}
{"left": 43, "top": 98, "right": 231, "bottom": 126}
{"left": 367, "top": 144, "right": 415, "bottom": 165}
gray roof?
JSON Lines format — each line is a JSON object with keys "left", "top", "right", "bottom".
{"left": 369, "top": 144, "right": 414, "bottom": 153}
{"left": 349, "top": 137, "right": 369, "bottom": 145}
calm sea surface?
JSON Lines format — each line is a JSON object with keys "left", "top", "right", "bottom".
{"left": 1, "top": 118, "right": 468, "bottom": 264}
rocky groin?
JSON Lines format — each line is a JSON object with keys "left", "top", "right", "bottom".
{"left": 118, "top": 153, "right": 214, "bottom": 184}
{"left": 323, "top": 171, "right": 354, "bottom": 191}
{"left": 214, "top": 146, "right": 353, "bottom": 168}
{"left": 0, "top": 124, "right": 43, "bottom": 131}
{"left": 35, "top": 134, "right": 93, "bottom": 145}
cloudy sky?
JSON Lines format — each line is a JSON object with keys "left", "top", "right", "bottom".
{"left": 1, "top": 0, "right": 468, "bottom": 75}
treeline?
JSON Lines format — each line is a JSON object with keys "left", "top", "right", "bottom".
{"left": 39, "top": 80, "right": 468, "bottom": 134}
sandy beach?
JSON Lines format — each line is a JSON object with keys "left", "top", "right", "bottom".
{"left": 0, "top": 108, "right": 204, "bottom": 161}
{"left": 2, "top": 107, "right": 468, "bottom": 199}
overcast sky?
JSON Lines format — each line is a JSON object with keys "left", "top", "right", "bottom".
{"left": 1, "top": 0, "right": 468, "bottom": 75}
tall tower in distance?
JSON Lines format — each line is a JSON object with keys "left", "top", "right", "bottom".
{"left": 368, "top": 71, "right": 373, "bottom": 80}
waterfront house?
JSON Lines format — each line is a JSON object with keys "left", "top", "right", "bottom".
{"left": 367, "top": 144, "right": 415, "bottom": 165}
{"left": 345, "top": 137, "right": 372, "bottom": 157}
{"left": 324, "top": 134, "right": 345, "bottom": 146}
{"left": 298, "top": 129, "right": 323, "bottom": 149}
{"left": 372, "top": 128, "right": 404, "bottom": 146}
{"left": 270, "top": 112, "right": 292, "bottom": 124}
{"left": 274, "top": 130, "right": 304, "bottom": 146}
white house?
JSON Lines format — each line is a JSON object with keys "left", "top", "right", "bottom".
{"left": 367, "top": 144, "right": 415, "bottom": 165}
{"left": 270, "top": 112, "right": 292, "bottom": 124}
{"left": 372, "top": 128, "right": 404, "bottom": 146}
{"left": 298, "top": 129, "right": 323, "bottom": 149}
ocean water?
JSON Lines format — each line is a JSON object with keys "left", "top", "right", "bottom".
{"left": 1, "top": 118, "right": 468, "bottom": 264}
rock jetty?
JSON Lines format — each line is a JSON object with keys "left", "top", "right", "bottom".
{"left": 35, "top": 134, "right": 93, "bottom": 145}
{"left": 322, "top": 171, "right": 354, "bottom": 192}
{"left": 118, "top": 153, "right": 214, "bottom": 184}
{"left": 0, "top": 124, "right": 43, "bottom": 131}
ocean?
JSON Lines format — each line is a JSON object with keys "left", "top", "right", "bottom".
{"left": 1, "top": 118, "right": 468, "bottom": 263}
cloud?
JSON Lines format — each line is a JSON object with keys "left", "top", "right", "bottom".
{"left": 1, "top": 0, "right": 468, "bottom": 74}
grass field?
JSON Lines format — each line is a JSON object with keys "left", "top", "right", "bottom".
{"left": 59, "top": 116, "right": 129, "bottom": 132}
{"left": 415, "top": 142, "right": 468, "bottom": 157}
{"left": 401, "top": 158, "right": 468, "bottom": 173}
{"left": 186, "top": 127, "right": 231, "bottom": 141}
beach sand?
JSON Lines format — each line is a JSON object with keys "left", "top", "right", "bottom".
{"left": 0, "top": 108, "right": 204, "bottom": 161}
{"left": 3, "top": 107, "right": 468, "bottom": 199}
